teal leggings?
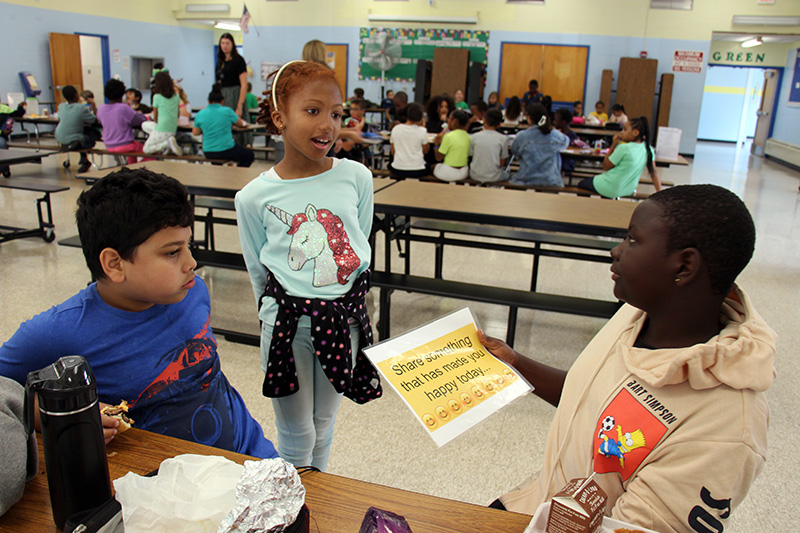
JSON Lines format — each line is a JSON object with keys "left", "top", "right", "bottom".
{"left": 261, "top": 315, "right": 360, "bottom": 470}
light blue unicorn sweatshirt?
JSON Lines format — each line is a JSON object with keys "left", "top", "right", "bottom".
{"left": 235, "top": 158, "right": 373, "bottom": 325}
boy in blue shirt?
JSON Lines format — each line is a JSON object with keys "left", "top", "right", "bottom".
{"left": 0, "top": 168, "right": 277, "bottom": 458}
{"left": 193, "top": 85, "right": 255, "bottom": 167}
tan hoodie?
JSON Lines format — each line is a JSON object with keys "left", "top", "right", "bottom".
{"left": 499, "top": 286, "right": 776, "bottom": 533}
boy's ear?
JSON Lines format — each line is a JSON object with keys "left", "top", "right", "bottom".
{"left": 674, "top": 247, "right": 703, "bottom": 287}
{"left": 99, "top": 247, "right": 127, "bottom": 283}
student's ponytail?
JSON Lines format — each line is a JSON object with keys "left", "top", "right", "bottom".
{"left": 631, "top": 116, "right": 655, "bottom": 179}
{"left": 526, "top": 103, "right": 552, "bottom": 135}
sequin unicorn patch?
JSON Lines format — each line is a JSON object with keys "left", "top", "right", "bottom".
{"left": 267, "top": 203, "right": 361, "bottom": 287}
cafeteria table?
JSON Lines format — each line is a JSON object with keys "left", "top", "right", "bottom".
{"left": 0, "top": 428, "right": 533, "bottom": 533}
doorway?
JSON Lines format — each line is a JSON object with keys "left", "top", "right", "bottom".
{"left": 697, "top": 65, "right": 775, "bottom": 147}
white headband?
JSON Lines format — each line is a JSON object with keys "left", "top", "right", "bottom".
{"left": 271, "top": 60, "right": 305, "bottom": 113}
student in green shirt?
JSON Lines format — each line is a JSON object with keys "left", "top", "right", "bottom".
{"left": 193, "top": 85, "right": 254, "bottom": 167}
{"left": 577, "top": 116, "right": 662, "bottom": 199}
{"left": 432, "top": 109, "right": 470, "bottom": 182}
{"left": 142, "top": 71, "right": 181, "bottom": 155}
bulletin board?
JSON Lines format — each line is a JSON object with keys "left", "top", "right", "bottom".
{"left": 789, "top": 49, "right": 800, "bottom": 107}
{"left": 359, "top": 27, "right": 489, "bottom": 82}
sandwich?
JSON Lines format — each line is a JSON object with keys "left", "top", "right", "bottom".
{"left": 101, "top": 400, "right": 134, "bottom": 433}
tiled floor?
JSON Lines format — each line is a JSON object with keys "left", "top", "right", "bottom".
{"left": 1, "top": 141, "right": 798, "bottom": 531}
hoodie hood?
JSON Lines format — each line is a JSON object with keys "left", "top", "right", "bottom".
{"left": 620, "top": 285, "right": 776, "bottom": 392}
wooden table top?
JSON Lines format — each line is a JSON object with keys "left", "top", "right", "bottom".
{"left": 562, "top": 147, "right": 689, "bottom": 166}
{"left": 373, "top": 179, "right": 636, "bottom": 237}
{"left": 81, "top": 160, "right": 395, "bottom": 198}
{"left": 0, "top": 428, "right": 532, "bottom": 532}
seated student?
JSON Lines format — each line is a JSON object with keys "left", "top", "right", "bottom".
{"left": 97, "top": 79, "right": 149, "bottom": 164}
{"left": 125, "top": 88, "right": 152, "bottom": 114}
{"left": 55, "top": 85, "right": 99, "bottom": 174}
{"left": 80, "top": 89, "right": 97, "bottom": 115}
{"left": 503, "top": 96, "right": 523, "bottom": 126}
{"left": 453, "top": 89, "right": 469, "bottom": 111}
{"left": 572, "top": 100, "right": 584, "bottom": 122}
{"left": 432, "top": 109, "right": 470, "bottom": 182}
{"left": 469, "top": 108, "right": 508, "bottom": 184}
{"left": 487, "top": 91, "right": 503, "bottom": 111}
{"left": 426, "top": 94, "right": 454, "bottom": 135}
{"left": 193, "top": 85, "right": 254, "bottom": 167}
{"left": 388, "top": 102, "right": 430, "bottom": 179}
{"left": 587, "top": 100, "right": 608, "bottom": 125}
{"left": 0, "top": 168, "right": 278, "bottom": 459}
{"left": 0, "top": 97, "right": 27, "bottom": 178}
{"left": 608, "top": 103, "right": 629, "bottom": 127}
{"left": 0, "top": 376, "right": 38, "bottom": 517}
{"left": 467, "top": 99, "right": 488, "bottom": 134}
{"left": 347, "top": 87, "right": 365, "bottom": 106}
{"left": 577, "top": 116, "right": 661, "bottom": 198}
{"left": 521, "top": 79, "right": 543, "bottom": 109}
{"left": 385, "top": 90, "right": 408, "bottom": 128}
{"left": 482, "top": 184, "right": 775, "bottom": 533}
{"left": 380, "top": 89, "right": 394, "bottom": 110}
{"left": 143, "top": 70, "right": 182, "bottom": 156}
{"left": 335, "top": 97, "right": 370, "bottom": 162}
{"left": 510, "top": 103, "right": 569, "bottom": 187}
{"left": 553, "top": 107, "right": 585, "bottom": 177}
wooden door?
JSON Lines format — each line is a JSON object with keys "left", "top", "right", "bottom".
{"left": 541, "top": 46, "right": 587, "bottom": 104}
{"left": 325, "top": 43, "right": 348, "bottom": 100}
{"left": 499, "top": 43, "right": 543, "bottom": 104}
{"left": 431, "top": 48, "right": 469, "bottom": 99}
{"left": 49, "top": 33, "right": 83, "bottom": 105}
{"left": 616, "top": 58, "right": 658, "bottom": 129}
{"left": 751, "top": 68, "right": 780, "bottom": 156}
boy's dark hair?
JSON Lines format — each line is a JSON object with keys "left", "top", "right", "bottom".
{"left": 649, "top": 184, "right": 755, "bottom": 295}
{"left": 406, "top": 102, "right": 424, "bottom": 123}
{"left": 529, "top": 79, "right": 538, "bottom": 89}
{"left": 471, "top": 100, "right": 488, "bottom": 114}
{"left": 126, "top": 88, "right": 143, "bottom": 103}
{"left": 105, "top": 79, "right": 126, "bottom": 102}
{"left": 484, "top": 108, "right": 503, "bottom": 128}
{"left": 80, "top": 90, "right": 94, "bottom": 100}
{"left": 76, "top": 168, "right": 193, "bottom": 281}
{"left": 595, "top": 100, "right": 605, "bottom": 107}
{"left": 208, "top": 83, "right": 225, "bottom": 103}
{"left": 450, "top": 109, "right": 469, "bottom": 128}
{"left": 349, "top": 98, "right": 366, "bottom": 110}
{"left": 247, "top": 81, "right": 253, "bottom": 92}
{"left": 153, "top": 62, "right": 164, "bottom": 71}
{"left": 573, "top": 100, "right": 582, "bottom": 107}
{"left": 395, "top": 105, "right": 408, "bottom": 124}
{"left": 612, "top": 103, "right": 625, "bottom": 112}
{"left": 354, "top": 88, "right": 364, "bottom": 98}
{"left": 62, "top": 85, "right": 79, "bottom": 103}
{"left": 394, "top": 91, "right": 408, "bottom": 105}
{"left": 556, "top": 107, "right": 573, "bottom": 124}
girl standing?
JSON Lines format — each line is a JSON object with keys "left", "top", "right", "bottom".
{"left": 215, "top": 33, "right": 250, "bottom": 147}
{"left": 142, "top": 71, "right": 181, "bottom": 155}
{"left": 235, "top": 60, "right": 382, "bottom": 470}
{"left": 510, "top": 103, "right": 569, "bottom": 187}
{"left": 577, "top": 116, "right": 661, "bottom": 198}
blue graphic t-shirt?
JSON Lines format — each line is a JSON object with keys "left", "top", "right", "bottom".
{"left": 0, "top": 277, "right": 277, "bottom": 458}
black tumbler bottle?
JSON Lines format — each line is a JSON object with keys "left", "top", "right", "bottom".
{"left": 24, "top": 355, "right": 112, "bottom": 530}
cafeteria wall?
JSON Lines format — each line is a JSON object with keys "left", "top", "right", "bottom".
{"left": 0, "top": 1, "right": 216, "bottom": 110}
{"left": 772, "top": 47, "right": 800, "bottom": 146}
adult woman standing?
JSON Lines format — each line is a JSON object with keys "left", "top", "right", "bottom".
{"left": 215, "top": 32, "right": 250, "bottom": 147}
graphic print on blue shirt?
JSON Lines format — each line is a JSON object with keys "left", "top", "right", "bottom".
{"left": 127, "top": 318, "right": 237, "bottom": 448}
{"left": 265, "top": 202, "right": 362, "bottom": 287}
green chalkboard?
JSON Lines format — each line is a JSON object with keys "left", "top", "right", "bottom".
{"left": 359, "top": 27, "right": 489, "bottom": 82}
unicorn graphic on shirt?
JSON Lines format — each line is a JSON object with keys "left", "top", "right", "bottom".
{"left": 266, "top": 203, "right": 361, "bottom": 287}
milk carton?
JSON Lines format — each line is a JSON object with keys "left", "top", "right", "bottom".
{"left": 546, "top": 477, "right": 607, "bottom": 533}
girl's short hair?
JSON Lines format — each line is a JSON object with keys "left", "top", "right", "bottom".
{"left": 153, "top": 71, "right": 175, "bottom": 99}
{"left": 259, "top": 60, "right": 341, "bottom": 134}
{"left": 104, "top": 79, "right": 126, "bottom": 102}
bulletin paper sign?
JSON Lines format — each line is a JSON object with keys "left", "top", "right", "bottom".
{"left": 672, "top": 50, "right": 704, "bottom": 73}
{"left": 364, "top": 308, "right": 533, "bottom": 447}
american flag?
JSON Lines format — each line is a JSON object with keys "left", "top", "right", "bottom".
{"left": 240, "top": 4, "right": 251, "bottom": 34}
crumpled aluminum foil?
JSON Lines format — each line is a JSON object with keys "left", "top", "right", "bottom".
{"left": 216, "top": 458, "right": 306, "bottom": 532}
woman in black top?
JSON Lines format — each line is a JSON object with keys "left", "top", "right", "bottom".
{"left": 215, "top": 32, "right": 250, "bottom": 146}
